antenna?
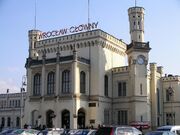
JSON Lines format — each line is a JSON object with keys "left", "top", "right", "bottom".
{"left": 34, "top": 0, "right": 37, "bottom": 29}
{"left": 135, "top": 0, "right": 137, "bottom": 7}
{"left": 88, "top": 0, "right": 90, "bottom": 25}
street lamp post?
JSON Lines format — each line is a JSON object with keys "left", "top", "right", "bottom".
{"left": 20, "top": 75, "right": 26, "bottom": 128}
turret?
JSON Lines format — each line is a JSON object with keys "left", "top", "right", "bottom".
{"left": 28, "top": 30, "right": 42, "bottom": 59}
{"left": 128, "top": 7, "right": 145, "bottom": 42}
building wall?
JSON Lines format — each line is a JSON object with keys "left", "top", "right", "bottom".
{"left": 0, "top": 93, "right": 26, "bottom": 129}
{"left": 24, "top": 29, "right": 127, "bottom": 129}
{"left": 162, "top": 76, "right": 180, "bottom": 125}
{"left": 23, "top": 6, "right": 180, "bottom": 130}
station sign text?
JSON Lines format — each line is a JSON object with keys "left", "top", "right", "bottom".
{"left": 39, "top": 22, "right": 98, "bottom": 39}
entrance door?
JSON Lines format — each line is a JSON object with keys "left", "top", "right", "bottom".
{"left": 62, "top": 110, "right": 70, "bottom": 129}
{"left": 78, "top": 109, "right": 85, "bottom": 129}
{"left": 46, "top": 110, "right": 54, "bottom": 128}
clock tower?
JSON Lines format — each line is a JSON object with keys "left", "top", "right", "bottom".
{"left": 126, "top": 6, "right": 151, "bottom": 123}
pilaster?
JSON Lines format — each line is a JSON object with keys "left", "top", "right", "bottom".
{"left": 72, "top": 49, "right": 78, "bottom": 94}
{"left": 56, "top": 49, "right": 60, "bottom": 96}
{"left": 27, "top": 68, "right": 32, "bottom": 97}
{"left": 41, "top": 53, "right": 46, "bottom": 96}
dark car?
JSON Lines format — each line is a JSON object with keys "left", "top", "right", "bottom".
{"left": 37, "top": 128, "right": 64, "bottom": 135}
{"left": 145, "top": 131, "right": 176, "bottom": 135}
{"left": 95, "top": 126, "right": 142, "bottom": 135}
{"left": 0, "top": 128, "right": 14, "bottom": 135}
{"left": 74, "top": 129, "right": 90, "bottom": 135}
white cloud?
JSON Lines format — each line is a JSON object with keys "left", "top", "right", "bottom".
{"left": 0, "top": 79, "right": 20, "bottom": 94}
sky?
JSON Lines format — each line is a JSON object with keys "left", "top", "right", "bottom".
{"left": 0, "top": 0, "right": 180, "bottom": 94}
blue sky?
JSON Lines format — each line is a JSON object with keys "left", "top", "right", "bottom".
{"left": 0, "top": 0, "right": 180, "bottom": 93}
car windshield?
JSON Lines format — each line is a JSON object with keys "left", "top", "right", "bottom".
{"left": 116, "top": 127, "right": 133, "bottom": 135}
{"left": 12, "top": 129, "right": 25, "bottom": 134}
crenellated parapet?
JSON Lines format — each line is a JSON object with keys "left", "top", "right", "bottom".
{"left": 112, "top": 66, "right": 129, "bottom": 73}
{"left": 162, "top": 75, "right": 180, "bottom": 82}
{"left": 31, "top": 29, "right": 127, "bottom": 58}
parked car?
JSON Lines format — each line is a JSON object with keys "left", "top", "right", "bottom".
{"left": 95, "top": 126, "right": 142, "bottom": 135}
{"left": 37, "top": 128, "right": 64, "bottom": 135}
{"left": 145, "top": 131, "right": 176, "bottom": 135}
{"left": 0, "top": 128, "right": 15, "bottom": 135}
{"left": 67, "top": 129, "right": 80, "bottom": 135}
{"left": 74, "top": 129, "right": 90, "bottom": 135}
{"left": 157, "top": 126, "right": 180, "bottom": 135}
{"left": 87, "top": 129, "right": 97, "bottom": 135}
{"left": 9, "top": 129, "right": 39, "bottom": 135}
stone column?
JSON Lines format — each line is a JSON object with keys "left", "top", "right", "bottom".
{"left": 71, "top": 48, "right": 78, "bottom": 129}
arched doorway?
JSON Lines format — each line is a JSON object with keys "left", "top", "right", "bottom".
{"left": 1, "top": 117, "right": 5, "bottom": 128}
{"left": 16, "top": 117, "right": 20, "bottom": 128}
{"left": 7, "top": 117, "right": 11, "bottom": 127}
{"left": 61, "top": 110, "right": 70, "bottom": 129}
{"left": 31, "top": 110, "right": 39, "bottom": 128}
{"left": 77, "top": 108, "right": 85, "bottom": 129}
{"left": 46, "top": 110, "right": 55, "bottom": 128}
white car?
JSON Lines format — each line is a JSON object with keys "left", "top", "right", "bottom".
{"left": 157, "top": 125, "right": 180, "bottom": 135}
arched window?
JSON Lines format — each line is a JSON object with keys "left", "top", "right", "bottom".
{"left": 33, "top": 73, "right": 41, "bottom": 96}
{"left": 62, "top": 70, "right": 70, "bottom": 94}
{"left": 104, "top": 75, "right": 108, "bottom": 96}
{"left": 7, "top": 117, "right": 11, "bottom": 127}
{"left": 80, "top": 71, "right": 86, "bottom": 94}
{"left": 1, "top": 117, "right": 5, "bottom": 127}
{"left": 47, "top": 72, "right": 55, "bottom": 95}
{"left": 16, "top": 117, "right": 20, "bottom": 127}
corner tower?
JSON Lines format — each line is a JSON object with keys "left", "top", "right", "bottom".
{"left": 28, "top": 30, "right": 42, "bottom": 59}
{"left": 128, "top": 7, "right": 144, "bottom": 42}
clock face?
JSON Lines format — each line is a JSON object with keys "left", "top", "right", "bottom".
{"left": 137, "top": 56, "right": 144, "bottom": 65}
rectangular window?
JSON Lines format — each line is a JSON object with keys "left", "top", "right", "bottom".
{"left": 104, "top": 110, "right": 109, "bottom": 125}
{"left": 141, "top": 115, "right": 143, "bottom": 122}
{"left": 157, "top": 117, "right": 160, "bottom": 127}
{"left": 157, "top": 88, "right": 160, "bottom": 114}
{"left": 104, "top": 75, "right": 108, "bottom": 97}
{"left": 166, "top": 89, "right": 170, "bottom": 101}
{"left": 88, "top": 103, "right": 96, "bottom": 107}
{"left": 118, "top": 83, "right": 122, "bottom": 96}
{"left": 140, "top": 84, "right": 143, "bottom": 95}
{"left": 118, "top": 82, "right": 127, "bottom": 96}
{"left": 118, "top": 110, "right": 128, "bottom": 125}
{"left": 123, "top": 82, "right": 126, "bottom": 96}
{"left": 9, "top": 100, "right": 12, "bottom": 107}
